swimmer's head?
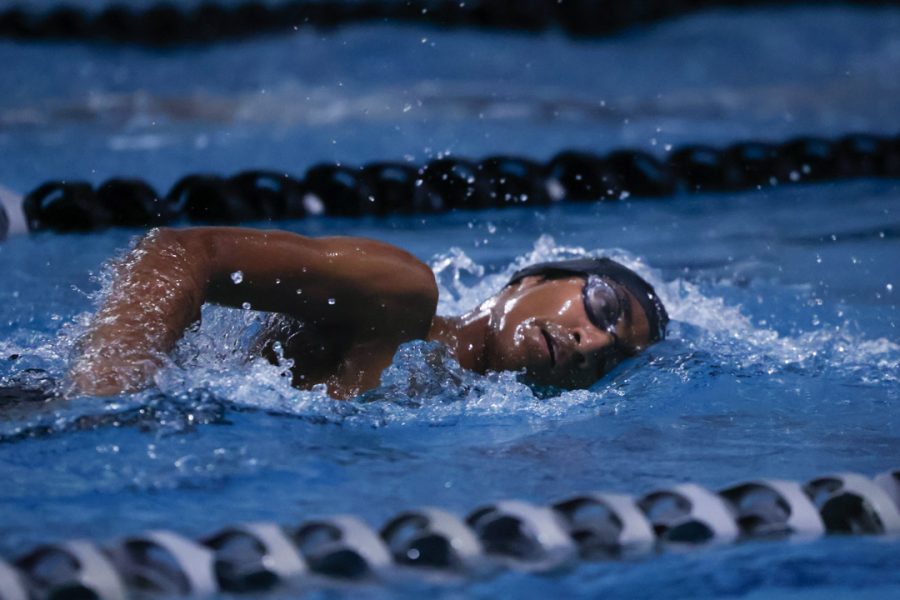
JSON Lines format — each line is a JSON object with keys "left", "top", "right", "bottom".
{"left": 481, "top": 258, "right": 668, "bottom": 389}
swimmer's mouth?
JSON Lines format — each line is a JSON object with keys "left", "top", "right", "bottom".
{"left": 540, "top": 328, "right": 557, "bottom": 368}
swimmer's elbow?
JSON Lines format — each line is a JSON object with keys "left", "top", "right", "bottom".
{"left": 137, "top": 226, "right": 182, "bottom": 250}
{"left": 131, "top": 227, "right": 215, "bottom": 293}
{"left": 141, "top": 227, "right": 214, "bottom": 265}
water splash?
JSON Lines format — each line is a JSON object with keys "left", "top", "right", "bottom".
{"left": 1, "top": 235, "right": 897, "bottom": 440}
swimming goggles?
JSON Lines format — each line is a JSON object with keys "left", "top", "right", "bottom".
{"left": 582, "top": 275, "right": 629, "bottom": 334}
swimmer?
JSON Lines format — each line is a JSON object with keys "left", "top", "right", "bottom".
{"left": 68, "top": 227, "right": 668, "bottom": 399}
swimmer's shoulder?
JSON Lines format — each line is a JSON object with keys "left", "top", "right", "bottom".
{"left": 312, "top": 234, "right": 439, "bottom": 340}
{"left": 159, "top": 226, "right": 439, "bottom": 332}
{"left": 320, "top": 234, "right": 438, "bottom": 305}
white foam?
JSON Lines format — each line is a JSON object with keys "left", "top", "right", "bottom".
{"left": 3, "top": 236, "right": 897, "bottom": 432}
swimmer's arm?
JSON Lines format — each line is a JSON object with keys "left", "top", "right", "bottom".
{"left": 198, "top": 227, "right": 438, "bottom": 397}
{"left": 195, "top": 227, "right": 438, "bottom": 327}
{"left": 69, "top": 227, "right": 438, "bottom": 397}
{"left": 68, "top": 228, "right": 209, "bottom": 396}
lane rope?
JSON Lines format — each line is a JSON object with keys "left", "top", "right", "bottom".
{"left": 1, "top": 468, "right": 898, "bottom": 598}
{"left": 3, "top": 131, "right": 897, "bottom": 238}
{"left": 1, "top": 1, "right": 898, "bottom": 46}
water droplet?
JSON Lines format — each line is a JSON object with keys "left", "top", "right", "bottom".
{"left": 327, "top": 298, "right": 336, "bottom": 305}
{"left": 230, "top": 270, "right": 244, "bottom": 284}
{"left": 241, "top": 302, "right": 252, "bottom": 310}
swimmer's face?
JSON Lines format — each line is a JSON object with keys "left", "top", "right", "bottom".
{"left": 482, "top": 275, "right": 652, "bottom": 388}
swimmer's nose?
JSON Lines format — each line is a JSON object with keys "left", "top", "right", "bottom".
{"left": 570, "top": 326, "right": 608, "bottom": 350}
{"left": 569, "top": 326, "right": 612, "bottom": 367}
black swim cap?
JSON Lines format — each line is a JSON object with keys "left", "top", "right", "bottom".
{"left": 508, "top": 258, "right": 669, "bottom": 342}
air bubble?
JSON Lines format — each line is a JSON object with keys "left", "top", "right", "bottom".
{"left": 230, "top": 271, "right": 244, "bottom": 284}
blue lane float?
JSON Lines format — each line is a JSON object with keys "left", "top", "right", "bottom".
{"left": 2, "top": 467, "right": 899, "bottom": 599}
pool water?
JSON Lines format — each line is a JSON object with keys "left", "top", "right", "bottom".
{"left": 1, "top": 4, "right": 899, "bottom": 599}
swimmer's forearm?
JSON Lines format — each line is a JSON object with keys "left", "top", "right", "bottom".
{"left": 69, "top": 226, "right": 436, "bottom": 396}
{"left": 68, "top": 228, "right": 209, "bottom": 396}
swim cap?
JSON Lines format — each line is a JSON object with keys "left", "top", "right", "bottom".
{"left": 508, "top": 258, "right": 669, "bottom": 342}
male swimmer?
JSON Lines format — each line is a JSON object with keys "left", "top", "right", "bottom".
{"left": 69, "top": 227, "right": 668, "bottom": 399}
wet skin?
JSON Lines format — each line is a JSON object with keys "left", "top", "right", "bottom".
{"left": 69, "top": 227, "right": 656, "bottom": 399}
{"left": 480, "top": 275, "right": 653, "bottom": 388}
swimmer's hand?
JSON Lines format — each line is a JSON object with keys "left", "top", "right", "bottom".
{"left": 67, "top": 227, "right": 437, "bottom": 398}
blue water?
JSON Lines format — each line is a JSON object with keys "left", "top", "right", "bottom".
{"left": 1, "top": 5, "right": 899, "bottom": 599}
